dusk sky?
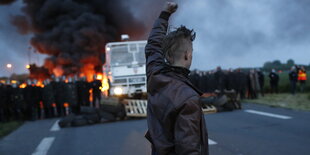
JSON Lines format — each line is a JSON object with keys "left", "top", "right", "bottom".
{"left": 0, "top": 0, "right": 309, "bottom": 77}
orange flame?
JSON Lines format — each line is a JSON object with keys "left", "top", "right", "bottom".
{"left": 89, "top": 88, "right": 93, "bottom": 103}
{"left": 19, "top": 83, "right": 27, "bottom": 88}
{"left": 96, "top": 73, "right": 109, "bottom": 96}
{"left": 36, "top": 81, "right": 45, "bottom": 88}
{"left": 64, "top": 103, "right": 69, "bottom": 108}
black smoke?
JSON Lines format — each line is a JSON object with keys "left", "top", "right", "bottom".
{"left": 0, "top": 0, "right": 16, "bottom": 5}
{"left": 11, "top": 0, "right": 158, "bottom": 76}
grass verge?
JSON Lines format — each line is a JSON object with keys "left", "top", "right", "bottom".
{"left": 0, "top": 121, "right": 23, "bottom": 139}
{"left": 242, "top": 93, "right": 310, "bottom": 111}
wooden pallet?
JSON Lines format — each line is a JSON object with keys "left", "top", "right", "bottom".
{"left": 124, "top": 99, "right": 217, "bottom": 117}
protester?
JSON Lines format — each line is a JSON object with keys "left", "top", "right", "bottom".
{"left": 289, "top": 66, "right": 298, "bottom": 95}
{"left": 145, "top": 2, "right": 209, "bottom": 154}
{"left": 257, "top": 69, "right": 265, "bottom": 96}
{"left": 269, "top": 69, "right": 279, "bottom": 93}
{"left": 214, "top": 66, "right": 226, "bottom": 92}
{"left": 298, "top": 66, "right": 307, "bottom": 92}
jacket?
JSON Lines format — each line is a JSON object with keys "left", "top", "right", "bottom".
{"left": 145, "top": 11, "right": 209, "bottom": 155}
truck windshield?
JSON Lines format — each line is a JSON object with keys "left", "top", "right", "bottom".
{"left": 111, "top": 44, "right": 133, "bottom": 66}
{"left": 110, "top": 43, "right": 146, "bottom": 66}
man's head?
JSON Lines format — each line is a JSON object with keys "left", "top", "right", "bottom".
{"left": 162, "top": 26, "right": 195, "bottom": 69}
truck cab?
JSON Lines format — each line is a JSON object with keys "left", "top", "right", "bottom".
{"left": 104, "top": 40, "right": 147, "bottom": 98}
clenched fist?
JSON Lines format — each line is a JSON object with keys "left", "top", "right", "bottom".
{"left": 164, "top": 2, "right": 178, "bottom": 14}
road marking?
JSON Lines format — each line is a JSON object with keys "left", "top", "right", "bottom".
{"left": 32, "top": 137, "right": 55, "bottom": 155}
{"left": 245, "top": 109, "right": 292, "bottom": 119}
{"left": 208, "top": 139, "right": 217, "bottom": 145}
{"left": 50, "top": 120, "right": 60, "bottom": 131}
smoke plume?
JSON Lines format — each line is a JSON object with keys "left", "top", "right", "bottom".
{"left": 0, "top": 0, "right": 16, "bottom": 5}
{"left": 12, "top": 0, "right": 155, "bottom": 79}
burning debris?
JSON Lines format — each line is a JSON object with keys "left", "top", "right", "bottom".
{"left": 11, "top": 0, "right": 150, "bottom": 81}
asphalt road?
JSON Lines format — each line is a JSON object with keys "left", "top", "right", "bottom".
{"left": 0, "top": 103, "right": 309, "bottom": 155}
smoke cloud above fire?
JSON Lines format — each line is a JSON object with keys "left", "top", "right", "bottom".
{"left": 9, "top": 0, "right": 161, "bottom": 78}
{"left": 1, "top": 0, "right": 309, "bottom": 77}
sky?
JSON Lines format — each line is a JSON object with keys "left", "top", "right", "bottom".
{"left": 0, "top": 0, "right": 309, "bottom": 77}
{"left": 0, "top": 1, "right": 46, "bottom": 77}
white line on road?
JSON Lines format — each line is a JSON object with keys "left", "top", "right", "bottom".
{"left": 50, "top": 120, "right": 60, "bottom": 131}
{"left": 245, "top": 109, "right": 292, "bottom": 119}
{"left": 32, "top": 137, "right": 55, "bottom": 155}
{"left": 208, "top": 139, "right": 217, "bottom": 145}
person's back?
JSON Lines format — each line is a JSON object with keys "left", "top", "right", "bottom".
{"left": 145, "top": 2, "right": 209, "bottom": 155}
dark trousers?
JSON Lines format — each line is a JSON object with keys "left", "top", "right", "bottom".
{"left": 299, "top": 81, "right": 306, "bottom": 92}
{"left": 270, "top": 83, "right": 278, "bottom": 93}
{"left": 290, "top": 81, "right": 297, "bottom": 95}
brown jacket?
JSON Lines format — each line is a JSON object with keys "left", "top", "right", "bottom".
{"left": 145, "top": 11, "right": 209, "bottom": 155}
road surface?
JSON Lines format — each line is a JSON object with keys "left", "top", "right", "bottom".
{"left": 0, "top": 103, "right": 309, "bottom": 155}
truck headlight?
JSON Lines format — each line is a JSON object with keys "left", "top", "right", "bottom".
{"left": 114, "top": 87, "right": 123, "bottom": 95}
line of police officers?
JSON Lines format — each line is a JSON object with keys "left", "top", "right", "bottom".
{"left": 0, "top": 75, "right": 102, "bottom": 122}
{"left": 189, "top": 67, "right": 265, "bottom": 100}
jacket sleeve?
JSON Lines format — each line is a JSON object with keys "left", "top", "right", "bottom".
{"left": 145, "top": 11, "right": 171, "bottom": 77}
{"left": 174, "top": 97, "right": 202, "bottom": 155}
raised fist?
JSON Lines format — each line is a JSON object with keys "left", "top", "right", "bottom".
{"left": 164, "top": 2, "right": 178, "bottom": 14}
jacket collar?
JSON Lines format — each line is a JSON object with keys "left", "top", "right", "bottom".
{"left": 161, "top": 64, "right": 203, "bottom": 95}
{"left": 169, "top": 65, "right": 191, "bottom": 78}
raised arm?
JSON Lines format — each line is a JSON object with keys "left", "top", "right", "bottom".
{"left": 145, "top": 2, "right": 178, "bottom": 77}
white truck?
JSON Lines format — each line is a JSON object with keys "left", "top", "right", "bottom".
{"left": 103, "top": 40, "right": 217, "bottom": 117}
{"left": 104, "top": 40, "right": 147, "bottom": 98}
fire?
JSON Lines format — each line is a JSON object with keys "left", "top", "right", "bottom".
{"left": 19, "top": 82, "right": 44, "bottom": 88}
{"left": 96, "top": 74, "right": 103, "bottom": 80}
{"left": 101, "top": 75, "right": 110, "bottom": 91}
{"left": 53, "top": 66, "right": 64, "bottom": 77}
{"left": 96, "top": 73, "right": 109, "bottom": 94}
{"left": 81, "top": 64, "right": 96, "bottom": 82}
{"left": 89, "top": 89, "right": 93, "bottom": 103}
{"left": 36, "top": 81, "right": 45, "bottom": 88}
{"left": 19, "top": 83, "right": 27, "bottom": 88}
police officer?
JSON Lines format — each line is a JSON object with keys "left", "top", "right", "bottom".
{"left": 208, "top": 70, "right": 217, "bottom": 93}
{"left": 226, "top": 69, "right": 237, "bottom": 91}
{"left": 23, "top": 79, "right": 37, "bottom": 120}
{"left": 42, "top": 79, "right": 55, "bottom": 118}
{"left": 289, "top": 66, "right": 298, "bottom": 95}
{"left": 214, "top": 66, "right": 226, "bottom": 92}
{"left": 10, "top": 82, "right": 25, "bottom": 120}
{"left": 0, "top": 83, "right": 5, "bottom": 122}
{"left": 0, "top": 82, "right": 10, "bottom": 122}
{"left": 189, "top": 70, "right": 200, "bottom": 89}
{"left": 91, "top": 75, "right": 102, "bottom": 108}
{"left": 269, "top": 69, "right": 279, "bottom": 93}
{"left": 77, "top": 76, "right": 91, "bottom": 107}
{"left": 65, "top": 77, "right": 78, "bottom": 114}
{"left": 298, "top": 66, "right": 307, "bottom": 92}
{"left": 53, "top": 76, "right": 66, "bottom": 116}
{"left": 236, "top": 69, "right": 247, "bottom": 99}
{"left": 257, "top": 69, "right": 265, "bottom": 97}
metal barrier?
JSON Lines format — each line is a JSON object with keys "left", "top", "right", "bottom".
{"left": 124, "top": 99, "right": 217, "bottom": 117}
